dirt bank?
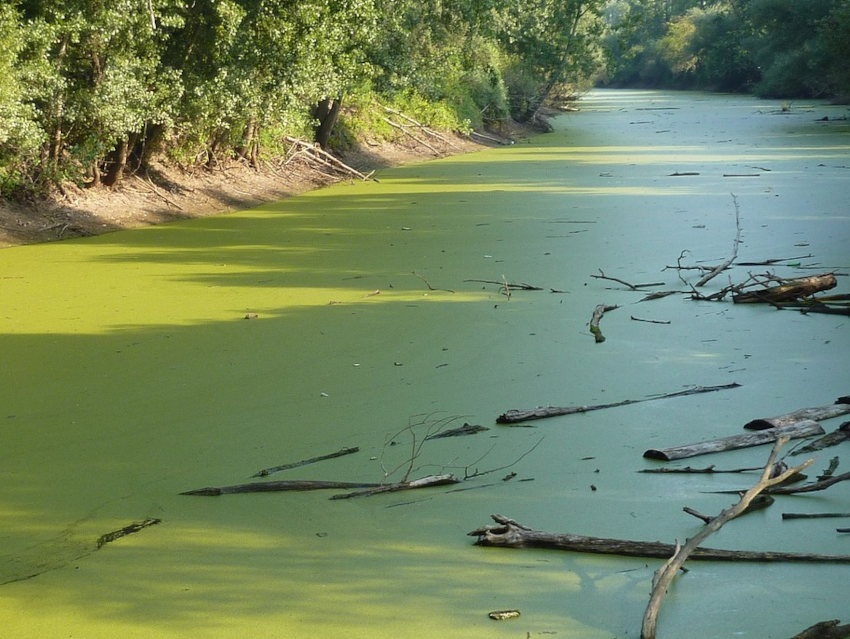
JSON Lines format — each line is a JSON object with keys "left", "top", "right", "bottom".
{"left": 0, "top": 132, "right": 494, "bottom": 249}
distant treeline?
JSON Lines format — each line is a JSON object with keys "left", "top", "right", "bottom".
{"left": 602, "top": 0, "right": 850, "bottom": 98}
{"left": 0, "top": 0, "right": 605, "bottom": 197}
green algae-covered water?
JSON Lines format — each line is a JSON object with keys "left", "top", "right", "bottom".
{"left": 1, "top": 90, "right": 849, "bottom": 638}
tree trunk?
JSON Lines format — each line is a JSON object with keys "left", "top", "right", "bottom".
{"left": 102, "top": 134, "right": 133, "bottom": 187}
{"left": 314, "top": 96, "right": 343, "bottom": 150}
{"left": 236, "top": 117, "right": 257, "bottom": 164}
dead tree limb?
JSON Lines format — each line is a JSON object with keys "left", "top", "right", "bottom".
{"left": 789, "top": 620, "right": 850, "bottom": 639}
{"left": 382, "top": 107, "right": 462, "bottom": 150}
{"left": 497, "top": 383, "right": 741, "bottom": 424}
{"left": 590, "top": 303, "right": 619, "bottom": 342}
{"left": 467, "top": 510, "right": 850, "bottom": 562}
{"left": 251, "top": 446, "right": 360, "bottom": 478}
{"left": 791, "top": 422, "right": 850, "bottom": 456}
{"left": 644, "top": 420, "right": 824, "bottom": 461}
{"left": 329, "top": 473, "right": 459, "bottom": 499}
{"left": 638, "top": 465, "right": 763, "bottom": 474}
{"left": 284, "top": 137, "right": 374, "bottom": 181}
{"left": 181, "top": 480, "right": 381, "bottom": 496}
{"left": 782, "top": 513, "right": 850, "bottom": 520}
{"left": 464, "top": 279, "right": 543, "bottom": 290}
{"left": 695, "top": 193, "right": 742, "bottom": 288}
{"left": 381, "top": 117, "right": 440, "bottom": 154}
{"left": 744, "top": 400, "right": 850, "bottom": 430}
{"left": 732, "top": 273, "right": 837, "bottom": 304}
{"left": 590, "top": 269, "right": 665, "bottom": 290}
{"left": 641, "top": 438, "right": 813, "bottom": 639}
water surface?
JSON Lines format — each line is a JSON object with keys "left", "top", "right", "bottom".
{"left": 1, "top": 89, "right": 849, "bottom": 638}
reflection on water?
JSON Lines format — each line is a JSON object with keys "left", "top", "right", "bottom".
{"left": 1, "top": 89, "right": 848, "bottom": 639}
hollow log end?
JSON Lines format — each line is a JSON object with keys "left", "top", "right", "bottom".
{"left": 743, "top": 419, "right": 774, "bottom": 430}
{"left": 836, "top": 396, "right": 850, "bottom": 405}
{"left": 643, "top": 449, "right": 672, "bottom": 461}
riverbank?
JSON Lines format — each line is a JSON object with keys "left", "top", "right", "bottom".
{"left": 0, "top": 130, "right": 498, "bottom": 249}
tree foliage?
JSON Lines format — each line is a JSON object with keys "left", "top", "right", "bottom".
{"left": 0, "top": 0, "right": 607, "bottom": 197}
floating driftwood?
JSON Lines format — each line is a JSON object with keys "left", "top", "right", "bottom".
{"left": 782, "top": 513, "right": 850, "bottom": 520}
{"left": 789, "top": 619, "right": 850, "bottom": 639}
{"left": 744, "top": 399, "right": 850, "bottom": 430}
{"left": 96, "top": 518, "right": 162, "bottom": 549}
{"left": 497, "top": 382, "right": 741, "bottom": 424}
{"left": 251, "top": 446, "right": 360, "bottom": 478}
{"left": 643, "top": 420, "right": 824, "bottom": 461}
{"left": 329, "top": 473, "right": 459, "bottom": 500}
{"left": 638, "top": 464, "right": 762, "bottom": 474}
{"left": 732, "top": 273, "right": 837, "bottom": 304}
{"left": 181, "top": 480, "right": 380, "bottom": 496}
{"left": 425, "top": 423, "right": 489, "bottom": 439}
{"left": 589, "top": 303, "right": 619, "bottom": 342}
{"left": 792, "top": 421, "right": 850, "bottom": 455}
{"left": 468, "top": 513, "right": 850, "bottom": 563}
{"left": 695, "top": 193, "right": 741, "bottom": 288}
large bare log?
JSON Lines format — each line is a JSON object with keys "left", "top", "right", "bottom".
{"left": 181, "top": 480, "right": 381, "bottom": 496}
{"left": 744, "top": 399, "right": 850, "bottom": 430}
{"left": 732, "top": 273, "right": 837, "bottom": 304}
{"left": 497, "top": 382, "right": 741, "bottom": 424}
{"left": 468, "top": 513, "right": 850, "bottom": 563}
{"left": 643, "top": 420, "right": 824, "bottom": 461}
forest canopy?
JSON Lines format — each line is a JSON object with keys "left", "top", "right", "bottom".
{"left": 0, "top": 0, "right": 846, "bottom": 198}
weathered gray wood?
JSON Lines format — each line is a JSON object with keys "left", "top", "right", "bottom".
{"left": 744, "top": 400, "right": 850, "bottom": 430}
{"left": 468, "top": 514, "right": 850, "bottom": 563}
{"left": 643, "top": 420, "right": 824, "bottom": 461}
{"left": 497, "top": 382, "right": 741, "bottom": 424}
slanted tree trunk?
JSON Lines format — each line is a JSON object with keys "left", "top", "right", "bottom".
{"left": 236, "top": 117, "right": 258, "bottom": 165}
{"left": 314, "top": 96, "right": 343, "bottom": 150}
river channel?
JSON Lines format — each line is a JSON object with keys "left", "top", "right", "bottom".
{"left": 1, "top": 89, "right": 848, "bottom": 638}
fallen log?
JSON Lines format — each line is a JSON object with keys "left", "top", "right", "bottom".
{"left": 744, "top": 399, "right": 850, "bottom": 430}
{"left": 251, "top": 446, "right": 360, "bottom": 478}
{"left": 590, "top": 303, "right": 618, "bottom": 342}
{"left": 497, "top": 382, "right": 741, "bottom": 424}
{"left": 329, "top": 473, "right": 459, "bottom": 500}
{"left": 468, "top": 513, "right": 850, "bottom": 563}
{"left": 643, "top": 420, "right": 824, "bottom": 461}
{"left": 732, "top": 273, "right": 837, "bottom": 304}
{"left": 181, "top": 480, "right": 381, "bottom": 496}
